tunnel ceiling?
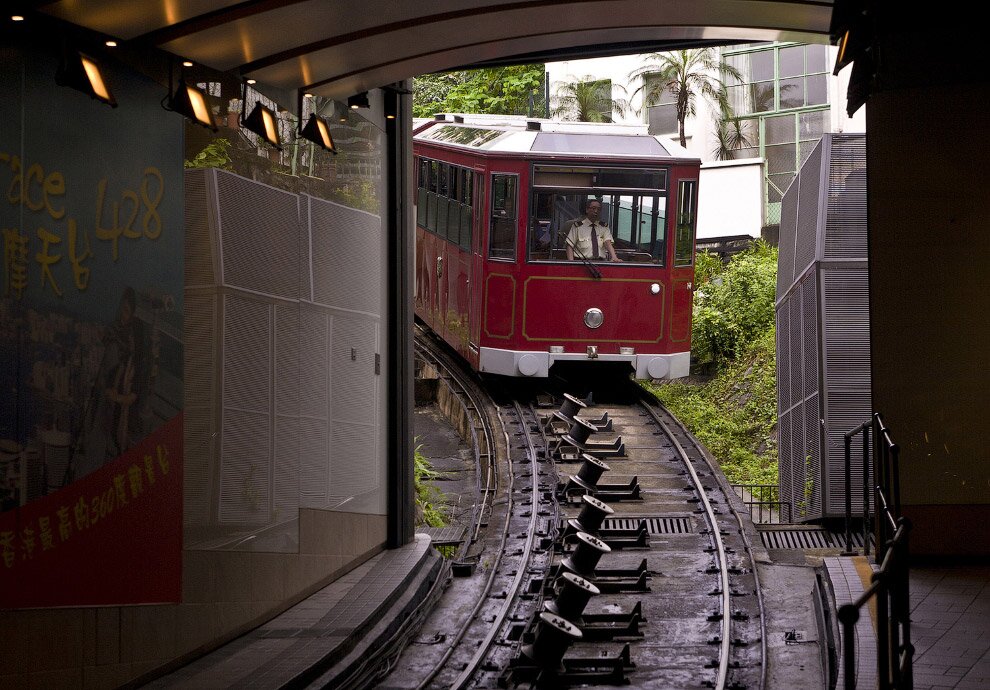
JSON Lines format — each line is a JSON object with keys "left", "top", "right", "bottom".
{"left": 32, "top": 0, "right": 835, "bottom": 99}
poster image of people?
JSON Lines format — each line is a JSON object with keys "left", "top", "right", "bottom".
{"left": 0, "top": 47, "right": 184, "bottom": 607}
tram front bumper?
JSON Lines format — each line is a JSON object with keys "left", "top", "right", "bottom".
{"left": 478, "top": 347, "right": 689, "bottom": 380}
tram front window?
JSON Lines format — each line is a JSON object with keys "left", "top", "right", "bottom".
{"left": 528, "top": 191, "right": 666, "bottom": 264}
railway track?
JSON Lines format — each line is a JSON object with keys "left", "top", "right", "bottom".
{"left": 390, "top": 330, "right": 766, "bottom": 689}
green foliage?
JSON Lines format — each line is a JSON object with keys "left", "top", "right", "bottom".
{"left": 414, "top": 440, "right": 448, "bottom": 528}
{"left": 184, "top": 138, "right": 233, "bottom": 170}
{"left": 551, "top": 75, "right": 629, "bottom": 122}
{"left": 644, "top": 328, "right": 778, "bottom": 486}
{"left": 629, "top": 49, "right": 742, "bottom": 148}
{"left": 329, "top": 179, "right": 378, "bottom": 214}
{"left": 692, "top": 239, "right": 778, "bottom": 370}
{"left": 413, "top": 65, "right": 545, "bottom": 118}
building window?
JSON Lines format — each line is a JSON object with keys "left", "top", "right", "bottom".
{"left": 644, "top": 74, "right": 678, "bottom": 136}
{"left": 722, "top": 43, "right": 830, "bottom": 223}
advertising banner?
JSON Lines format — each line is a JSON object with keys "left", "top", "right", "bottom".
{"left": 0, "top": 48, "right": 184, "bottom": 607}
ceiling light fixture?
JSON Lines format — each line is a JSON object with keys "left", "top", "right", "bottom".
{"left": 347, "top": 92, "right": 369, "bottom": 110}
{"left": 296, "top": 90, "right": 336, "bottom": 154}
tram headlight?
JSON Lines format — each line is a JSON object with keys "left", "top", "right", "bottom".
{"left": 583, "top": 308, "right": 604, "bottom": 329}
{"left": 650, "top": 283, "right": 661, "bottom": 295}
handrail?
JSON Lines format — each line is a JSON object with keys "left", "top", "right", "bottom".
{"left": 842, "top": 420, "right": 872, "bottom": 556}
{"left": 838, "top": 413, "right": 914, "bottom": 690}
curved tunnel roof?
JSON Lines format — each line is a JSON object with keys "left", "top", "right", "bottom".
{"left": 36, "top": 0, "right": 835, "bottom": 99}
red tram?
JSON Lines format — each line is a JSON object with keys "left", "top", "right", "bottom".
{"left": 414, "top": 114, "right": 700, "bottom": 379}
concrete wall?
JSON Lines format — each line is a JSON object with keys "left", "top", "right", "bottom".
{"left": 0, "top": 510, "right": 385, "bottom": 687}
{"left": 867, "top": 19, "right": 990, "bottom": 555}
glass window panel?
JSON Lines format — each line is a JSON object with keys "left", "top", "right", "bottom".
{"left": 614, "top": 195, "right": 635, "bottom": 244}
{"left": 799, "top": 139, "right": 821, "bottom": 167}
{"left": 447, "top": 199, "right": 460, "bottom": 245}
{"left": 463, "top": 170, "right": 472, "bottom": 205}
{"left": 674, "top": 180, "right": 697, "bottom": 266}
{"left": 417, "top": 188, "right": 427, "bottom": 227}
{"left": 779, "top": 45, "right": 805, "bottom": 78}
{"left": 448, "top": 166, "right": 459, "bottom": 201}
{"left": 437, "top": 165, "right": 449, "bottom": 197}
{"left": 768, "top": 173, "right": 795, "bottom": 202}
{"left": 489, "top": 174, "right": 517, "bottom": 260}
{"left": 429, "top": 161, "right": 439, "bottom": 192}
{"left": 766, "top": 143, "right": 797, "bottom": 175}
{"left": 750, "top": 50, "right": 774, "bottom": 81}
{"left": 799, "top": 110, "right": 828, "bottom": 139}
{"left": 806, "top": 44, "right": 828, "bottom": 74}
{"left": 418, "top": 158, "right": 428, "bottom": 189}
{"left": 766, "top": 115, "right": 796, "bottom": 144}
{"left": 427, "top": 192, "right": 437, "bottom": 233}
{"left": 779, "top": 77, "right": 804, "bottom": 109}
{"left": 734, "top": 146, "right": 759, "bottom": 160}
{"left": 751, "top": 82, "right": 775, "bottom": 113}
{"left": 437, "top": 195, "right": 449, "bottom": 239}
{"left": 647, "top": 104, "right": 678, "bottom": 135}
{"left": 806, "top": 73, "right": 828, "bottom": 106}
{"left": 459, "top": 206, "right": 472, "bottom": 252}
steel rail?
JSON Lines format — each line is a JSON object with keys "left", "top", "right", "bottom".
{"left": 411, "top": 332, "right": 514, "bottom": 690}
{"left": 450, "top": 400, "right": 543, "bottom": 689}
{"left": 640, "top": 399, "right": 733, "bottom": 690}
{"left": 644, "top": 392, "right": 769, "bottom": 690}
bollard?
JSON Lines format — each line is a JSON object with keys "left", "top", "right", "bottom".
{"left": 560, "top": 531, "right": 611, "bottom": 580}
{"left": 567, "top": 494, "right": 614, "bottom": 536}
{"left": 520, "top": 612, "right": 583, "bottom": 671}
{"left": 545, "top": 572, "right": 600, "bottom": 623}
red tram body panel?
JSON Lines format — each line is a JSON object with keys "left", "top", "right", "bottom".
{"left": 413, "top": 114, "right": 700, "bottom": 379}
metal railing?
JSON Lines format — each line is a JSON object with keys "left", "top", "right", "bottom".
{"left": 730, "top": 483, "right": 792, "bottom": 524}
{"left": 838, "top": 413, "right": 914, "bottom": 690}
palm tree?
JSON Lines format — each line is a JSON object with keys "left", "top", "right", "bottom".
{"left": 630, "top": 49, "right": 742, "bottom": 148}
{"left": 551, "top": 75, "right": 629, "bottom": 122}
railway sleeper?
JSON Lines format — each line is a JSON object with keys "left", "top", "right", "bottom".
{"left": 559, "top": 479, "right": 642, "bottom": 502}
{"left": 501, "top": 644, "right": 633, "bottom": 688}
{"left": 560, "top": 526, "right": 650, "bottom": 550}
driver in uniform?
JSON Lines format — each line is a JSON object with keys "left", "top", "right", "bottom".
{"left": 565, "top": 199, "right": 622, "bottom": 262}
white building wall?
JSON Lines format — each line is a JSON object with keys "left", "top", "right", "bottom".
{"left": 546, "top": 45, "right": 866, "bottom": 233}
{"left": 697, "top": 158, "right": 765, "bottom": 238}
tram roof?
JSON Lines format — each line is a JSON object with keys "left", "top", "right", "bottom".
{"left": 414, "top": 114, "right": 695, "bottom": 161}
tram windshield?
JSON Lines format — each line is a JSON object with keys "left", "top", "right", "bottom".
{"left": 528, "top": 165, "right": 667, "bottom": 265}
{"left": 529, "top": 191, "right": 667, "bottom": 264}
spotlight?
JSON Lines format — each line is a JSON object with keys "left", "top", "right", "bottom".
{"left": 182, "top": 60, "right": 194, "bottom": 68}
{"left": 347, "top": 91, "right": 369, "bottom": 110}
{"left": 55, "top": 49, "right": 116, "bottom": 108}
{"left": 11, "top": 15, "right": 25, "bottom": 22}
{"left": 299, "top": 113, "right": 337, "bottom": 154}
{"left": 246, "top": 79, "right": 257, "bottom": 85}
{"left": 241, "top": 81, "right": 281, "bottom": 149}
{"left": 167, "top": 79, "right": 217, "bottom": 131}
{"left": 105, "top": 40, "right": 117, "bottom": 48}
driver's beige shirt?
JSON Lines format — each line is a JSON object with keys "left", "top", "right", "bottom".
{"left": 565, "top": 218, "right": 613, "bottom": 259}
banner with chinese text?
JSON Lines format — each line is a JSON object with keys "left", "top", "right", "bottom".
{"left": 0, "top": 47, "right": 184, "bottom": 606}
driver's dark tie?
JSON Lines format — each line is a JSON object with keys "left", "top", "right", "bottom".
{"left": 591, "top": 224, "right": 600, "bottom": 258}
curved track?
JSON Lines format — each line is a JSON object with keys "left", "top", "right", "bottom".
{"left": 392, "top": 330, "right": 766, "bottom": 689}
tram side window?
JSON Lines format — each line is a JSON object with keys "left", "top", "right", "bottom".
{"left": 459, "top": 170, "right": 473, "bottom": 252}
{"left": 428, "top": 161, "right": 440, "bottom": 233}
{"left": 674, "top": 180, "right": 697, "bottom": 267}
{"left": 416, "top": 158, "right": 429, "bottom": 228}
{"left": 489, "top": 174, "right": 517, "bottom": 260}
